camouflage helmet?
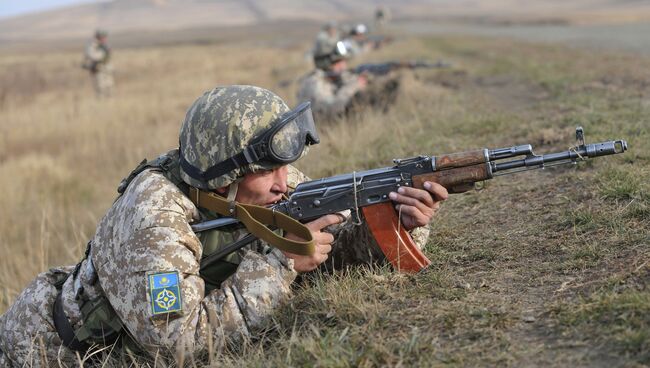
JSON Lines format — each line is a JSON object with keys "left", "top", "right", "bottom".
{"left": 179, "top": 85, "right": 293, "bottom": 189}
{"left": 313, "top": 40, "right": 349, "bottom": 70}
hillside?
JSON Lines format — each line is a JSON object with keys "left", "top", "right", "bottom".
{"left": 3, "top": 0, "right": 650, "bottom": 49}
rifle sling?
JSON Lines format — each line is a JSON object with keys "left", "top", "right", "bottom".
{"left": 189, "top": 187, "right": 315, "bottom": 257}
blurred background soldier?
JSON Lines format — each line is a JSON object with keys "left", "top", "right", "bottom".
{"left": 374, "top": 6, "right": 391, "bottom": 29}
{"left": 312, "top": 21, "right": 340, "bottom": 59}
{"left": 341, "top": 23, "right": 373, "bottom": 57}
{"left": 297, "top": 41, "right": 368, "bottom": 122}
{"left": 82, "top": 29, "right": 114, "bottom": 98}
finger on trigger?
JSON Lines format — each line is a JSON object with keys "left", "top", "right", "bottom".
{"left": 311, "top": 213, "right": 344, "bottom": 230}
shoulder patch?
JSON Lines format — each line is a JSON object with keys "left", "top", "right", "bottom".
{"left": 148, "top": 271, "right": 183, "bottom": 316}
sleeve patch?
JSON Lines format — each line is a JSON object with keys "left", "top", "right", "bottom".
{"left": 148, "top": 271, "right": 183, "bottom": 316}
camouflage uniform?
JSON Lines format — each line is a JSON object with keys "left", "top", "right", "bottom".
{"left": 341, "top": 24, "right": 371, "bottom": 58}
{"left": 0, "top": 160, "right": 428, "bottom": 366}
{"left": 296, "top": 69, "right": 364, "bottom": 122}
{"left": 83, "top": 37, "right": 114, "bottom": 98}
{"left": 375, "top": 7, "right": 391, "bottom": 29}
{"left": 342, "top": 38, "right": 367, "bottom": 57}
{"left": 312, "top": 23, "right": 339, "bottom": 61}
{"left": 346, "top": 73, "right": 402, "bottom": 116}
{"left": 0, "top": 86, "right": 429, "bottom": 367}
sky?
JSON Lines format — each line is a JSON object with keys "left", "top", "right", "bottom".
{"left": 0, "top": 0, "right": 102, "bottom": 19}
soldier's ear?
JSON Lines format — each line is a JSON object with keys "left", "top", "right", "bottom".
{"left": 215, "top": 186, "right": 228, "bottom": 195}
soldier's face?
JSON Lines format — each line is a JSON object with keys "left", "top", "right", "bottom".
{"left": 331, "top": 59, "right": 347, "bottom": 73}
{"left": 234, "top": 165, "right": 289, "bottom": 206}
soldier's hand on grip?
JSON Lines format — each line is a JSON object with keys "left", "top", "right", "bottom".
{"left": 284, "top": 214, "right": 343, "bottom": 272}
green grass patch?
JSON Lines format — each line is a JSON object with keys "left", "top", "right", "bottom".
{"left": 598, "top": 167, "right": 648, "bottom": 201}
{"left": 553, "top": 290, "right": 650, "bottom": 364}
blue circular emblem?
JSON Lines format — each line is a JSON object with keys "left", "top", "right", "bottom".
{"left": 155, "top": 289, "right": 177, "bottom": 310}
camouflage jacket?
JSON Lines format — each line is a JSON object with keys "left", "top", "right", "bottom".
{"left": 0, "top": 158, "right": 429, "bottom": 366}
{"left": 313, "top": 30, "right": 340, "bottom": 56}
{"left": 83, "top": 40, "right": 111, "bottom": 73}
{"left": 342, "top": 38, "right": 370, "bottom": 57}
{"left": 296, "top": 69, "right": 363, "bottom": 122}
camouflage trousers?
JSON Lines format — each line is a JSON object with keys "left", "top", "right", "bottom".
{"left": 92, "top": 69, "right": 114, "bottom": 98}
{"left": 0, "top": 266, "right": 78, "bottom": 368}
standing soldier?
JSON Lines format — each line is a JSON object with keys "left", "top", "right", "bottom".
{"left": 374, "top": 6, "right": 391, "bottom": 29}
{"left": 0, "top": 85, "right": 446, "bottom": 367}
{"left": 82, "top": 29, "right": 114, "bottom": 98}
{"left": 296, "top": 41, "right": 368, "bottom": 122}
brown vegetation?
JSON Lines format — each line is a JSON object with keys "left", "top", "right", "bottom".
{"left": 0, "top": 28, "right": 648, "bottom": 366}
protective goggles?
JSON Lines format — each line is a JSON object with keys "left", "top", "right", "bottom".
{"left": 180, "top": 101, "right": 319, "bottom": 183}
{"left": 333, "top": 40, "right": 349, "bottom": 57}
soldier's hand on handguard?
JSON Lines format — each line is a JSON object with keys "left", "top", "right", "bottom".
{"left": 388, "top": 181, "right": 448, "bottom": 231}
{"left": 284, "top": 214, "right": 344, "bottom": 272}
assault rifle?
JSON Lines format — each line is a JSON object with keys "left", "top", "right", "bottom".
{"left": 351, "top": 60, "right": 451, "bottom": 76}
{"left": 194, "top": 127, "right": 627, "bottom": 273}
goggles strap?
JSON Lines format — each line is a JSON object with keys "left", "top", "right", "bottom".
{"left": 188, "top": 187, "right": 315, "bottom": 257}
{"left": 179, "top": 150, "right": 254, "bottom": 183}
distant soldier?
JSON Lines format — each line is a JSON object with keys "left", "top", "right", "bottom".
{"left": 312, "top": 21, "right": 340, "bottom": 59}
{"left": 341, "top": 23, "right": 373, "bottom": 57}
{"left": 82, "top": 29, "right": 114, "bottom": 98}
{"left": 298, "top": 39, "right": 406, "bottom": 122}
{"left": 296, "top": 41, "right": 368, "bottom": 122}
{"left": 374, "top": 6, "right": 391, "bottom": 29}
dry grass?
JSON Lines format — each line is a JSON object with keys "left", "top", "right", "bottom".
{"left": 0, "top": 29, "right": 648, "bottom": 366}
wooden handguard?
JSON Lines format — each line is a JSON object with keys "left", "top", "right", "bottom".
{"left": 412, "top": 164, "right": 491, "bottom": 194}
{"left": 435, "top": 149, "right": 487, "bottom": 169}
{"left": 362, "top": 202, "right": 431, "bottom": 273}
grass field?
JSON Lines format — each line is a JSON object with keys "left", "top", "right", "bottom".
{"left": 0, "top": 28, "right": 648, "bottom": 366}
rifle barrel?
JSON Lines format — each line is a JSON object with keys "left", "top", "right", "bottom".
{"left": 491, "top": 140, "right": 627, "bottom": 173}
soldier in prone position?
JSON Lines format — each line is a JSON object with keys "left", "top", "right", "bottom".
{"left": 297, "top": 40, "right": 369, "bottom": 122}
{"left": 341, "top": 23, "right": 374, "bottom": 57}
{"left": 297, "top": 39, "right": 409, "bottom": 123}
{"left": 0, "top": 85, "right": 447, "bottom": 366}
